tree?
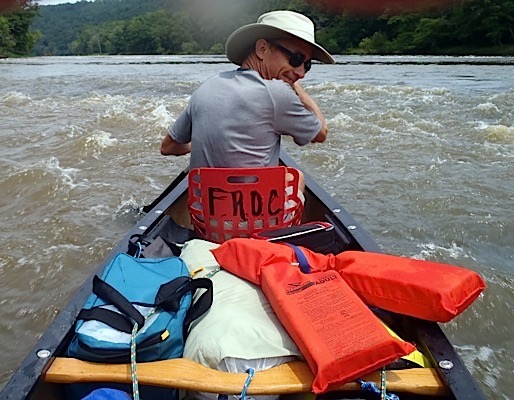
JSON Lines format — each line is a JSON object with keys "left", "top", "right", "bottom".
{"left": 358, "top": 31, "right": 390, "bottom": 53}
{"left": 0, "top": 0, "right": 40, "bottom": 57}
{"left": 71, "top": 10, "right": 195, "bottom": 55}
{"left": 0, "top": 16, "right": 16, "bottom": 52}
{"left": 149, "top": 11, "right": 193, "bottom": 54}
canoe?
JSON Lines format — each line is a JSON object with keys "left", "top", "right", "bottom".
{"left": 0, "top": 151, "right": 486, "bottom": 400}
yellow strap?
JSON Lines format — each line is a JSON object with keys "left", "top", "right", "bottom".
{"left": 381, "top": 321, "right": 431, "bottom": 368}
{"left": 190, "top": 267, "right": 204, "bottom": 277}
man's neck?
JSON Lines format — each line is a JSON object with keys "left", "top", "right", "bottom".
{"left": 241, "top": 53, "right": 269, "bottom": 79}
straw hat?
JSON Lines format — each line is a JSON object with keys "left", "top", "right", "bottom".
{"left": 225, "top": 10, "right": 334, "bottom": 66}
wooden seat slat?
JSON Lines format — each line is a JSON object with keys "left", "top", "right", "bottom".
{"left": 44, "top": 358, "right": 449, "bottom": 396}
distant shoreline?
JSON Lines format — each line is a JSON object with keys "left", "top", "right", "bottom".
{"left": 3, "top": 54, "right": 514, "bottom": 66}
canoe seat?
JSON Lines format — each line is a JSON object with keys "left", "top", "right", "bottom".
{"left": 44, "top": 358, "right": 450, "bottom": 397}
{"left": 188, "top": 167, "right": 303, "bottom": 243}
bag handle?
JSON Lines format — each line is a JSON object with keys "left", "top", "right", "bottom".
{"left": 154, "top": 277, "right": 213, "bottom": 339}
{"left": 155, "top": 276, "right": 194, "bottom": 312}
{"left": 183, "top": 278, "right": 214, "bottom": 336}
{"left": 77, "top": 307, "right": 135, "bottom": 334}
{"left": 92, "top": 275, "right": 145, "bottom": 328}
{"left": 80, "top": 273, "right": 213, "bottom": 336}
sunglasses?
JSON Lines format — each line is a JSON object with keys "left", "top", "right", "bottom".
{"left": 268, "top": 40, "right": 312, "bottom": 72}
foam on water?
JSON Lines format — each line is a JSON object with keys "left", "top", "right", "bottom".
{"left": 482, "top": 124, "right": 514, "bottom": 143}
{"left": 413, "top": 241, "right": 473, "bottom": 262}
{"left": 114, "top": 196, "right": 144, "bottom": 218}
{"left": 0, "top": 159, "right": 82, "bottom": 217}
{"left": 456, "top": 343, "right": 513, "bottom": 400}
{"left": 0, "top": 91, "right": 32, "bottom": 106}
{"left": 83, "top": 130, "right": 119, "bottom": 158}
{"left": 150, "top": 103, "right": 175, "bottom": 127}
{"left": 43, "top": 156, "right": 82, "bottom": 188}
{"left": 474, "top": 101, "right": 502, "bottom": 116}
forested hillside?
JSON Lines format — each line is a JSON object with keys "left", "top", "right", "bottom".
{"left": 32, "top": 0, "right": 182, "bottom": 55}
{"left": 6, "top": 0, "right": 514, "bottom": 57}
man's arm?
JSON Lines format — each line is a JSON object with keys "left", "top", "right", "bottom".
{"left": 293, "top": 82, "right": 328, "bottom": 143}
{"left": 160, "top": 133, "right": 191, "bottom": 156}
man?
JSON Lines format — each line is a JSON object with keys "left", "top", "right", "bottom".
{"left": 160, "top": 10, "right": 334, "bottom": 169}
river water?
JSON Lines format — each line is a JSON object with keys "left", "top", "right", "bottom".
{"left": 0, "top": 55, "right": 513, "bottom": 398}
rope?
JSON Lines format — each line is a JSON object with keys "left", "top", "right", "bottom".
{"left": 357, "top": 372, "right": 399, "bottom": 400}
{"left": 240, "top": 368, "right": 255, "bottom": 400}
{"left": 381, "top": 367, "right": 387, "bottom": 400}
{"left": 130, "top": 307, "right": 157, "bottom": 400}
{"left": 215, "top": 366, "right": 254, "bottom": 400}
{"left": 131, "top": 245, "right": 143, "bottom": 400}
{"left": 204, "top": 266, "right": 221, "bottom": 279}
{"left": 130, "top": 321, "right": 140, "bottom": 400}
{"left": 135, "top": 242, "right": 143, "bottom": 258}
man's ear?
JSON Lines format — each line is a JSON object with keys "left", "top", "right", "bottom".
{"left": 254, "top": 39, "right": 270, "bottom": 60}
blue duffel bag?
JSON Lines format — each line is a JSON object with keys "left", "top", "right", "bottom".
{"left": 67, "top": 252, "right": 213, "bottom": 363}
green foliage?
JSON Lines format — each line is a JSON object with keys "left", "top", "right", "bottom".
{"left": 357, "top": 32, "right": 390, "bottom": 54}
{"left": 33, "top": 0, "right": 174, "bottom": 55}
{"left": 354, "top": 0, "right": 514, "bottom": 55}
{"left": 0, "top": 0, "right": 40, "bottom": 57}
{"left": 70, "top": 10, "right": 193, "bottom": 55}
{"left": 208, "top": 42, "right": 225, "bottom": 55}
{"left": 1, "top": 16, "right": 16, "bottom": 53}
{"left": 6, "top": 0, "right": 514, "bottom": 57}
{"left": 454, "top": 0, "right": 514, "bottom": 47}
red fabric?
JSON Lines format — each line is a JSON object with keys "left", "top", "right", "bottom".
{"left": 260, "top": 265, "right": 415, "bottom": 393}
{"left": 212, "top": 239, "right": 486, "bottom": 322}
{"left": 334, "top": 251, "right": 486, "bottom": 322}
{"left": 210, "top": 238, "right": 333, "bottom": 285}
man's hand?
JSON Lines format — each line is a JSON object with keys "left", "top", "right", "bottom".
{"left": 160, "top": 134, "right": 191, "bottom": 156}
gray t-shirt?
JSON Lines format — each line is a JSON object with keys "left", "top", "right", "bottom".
{"left": 168, "top": 69, "right": 321, "bottom": 169}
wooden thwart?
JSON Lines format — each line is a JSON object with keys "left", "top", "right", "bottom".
{"left": 45, "top": 358, "right": 450, "bottom": 397}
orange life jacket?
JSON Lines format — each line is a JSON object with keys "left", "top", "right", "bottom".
{"left": 260, "top": 262, "right": 415, "bottom": 393}
{"left": 211, "top": 239, "right": 485, "bottom": 393}
{"left": 211, "top": 238, "right": 485, "bottom": 322}
{"left": 333, "top": 250, "right": 486, "bottom": 322}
